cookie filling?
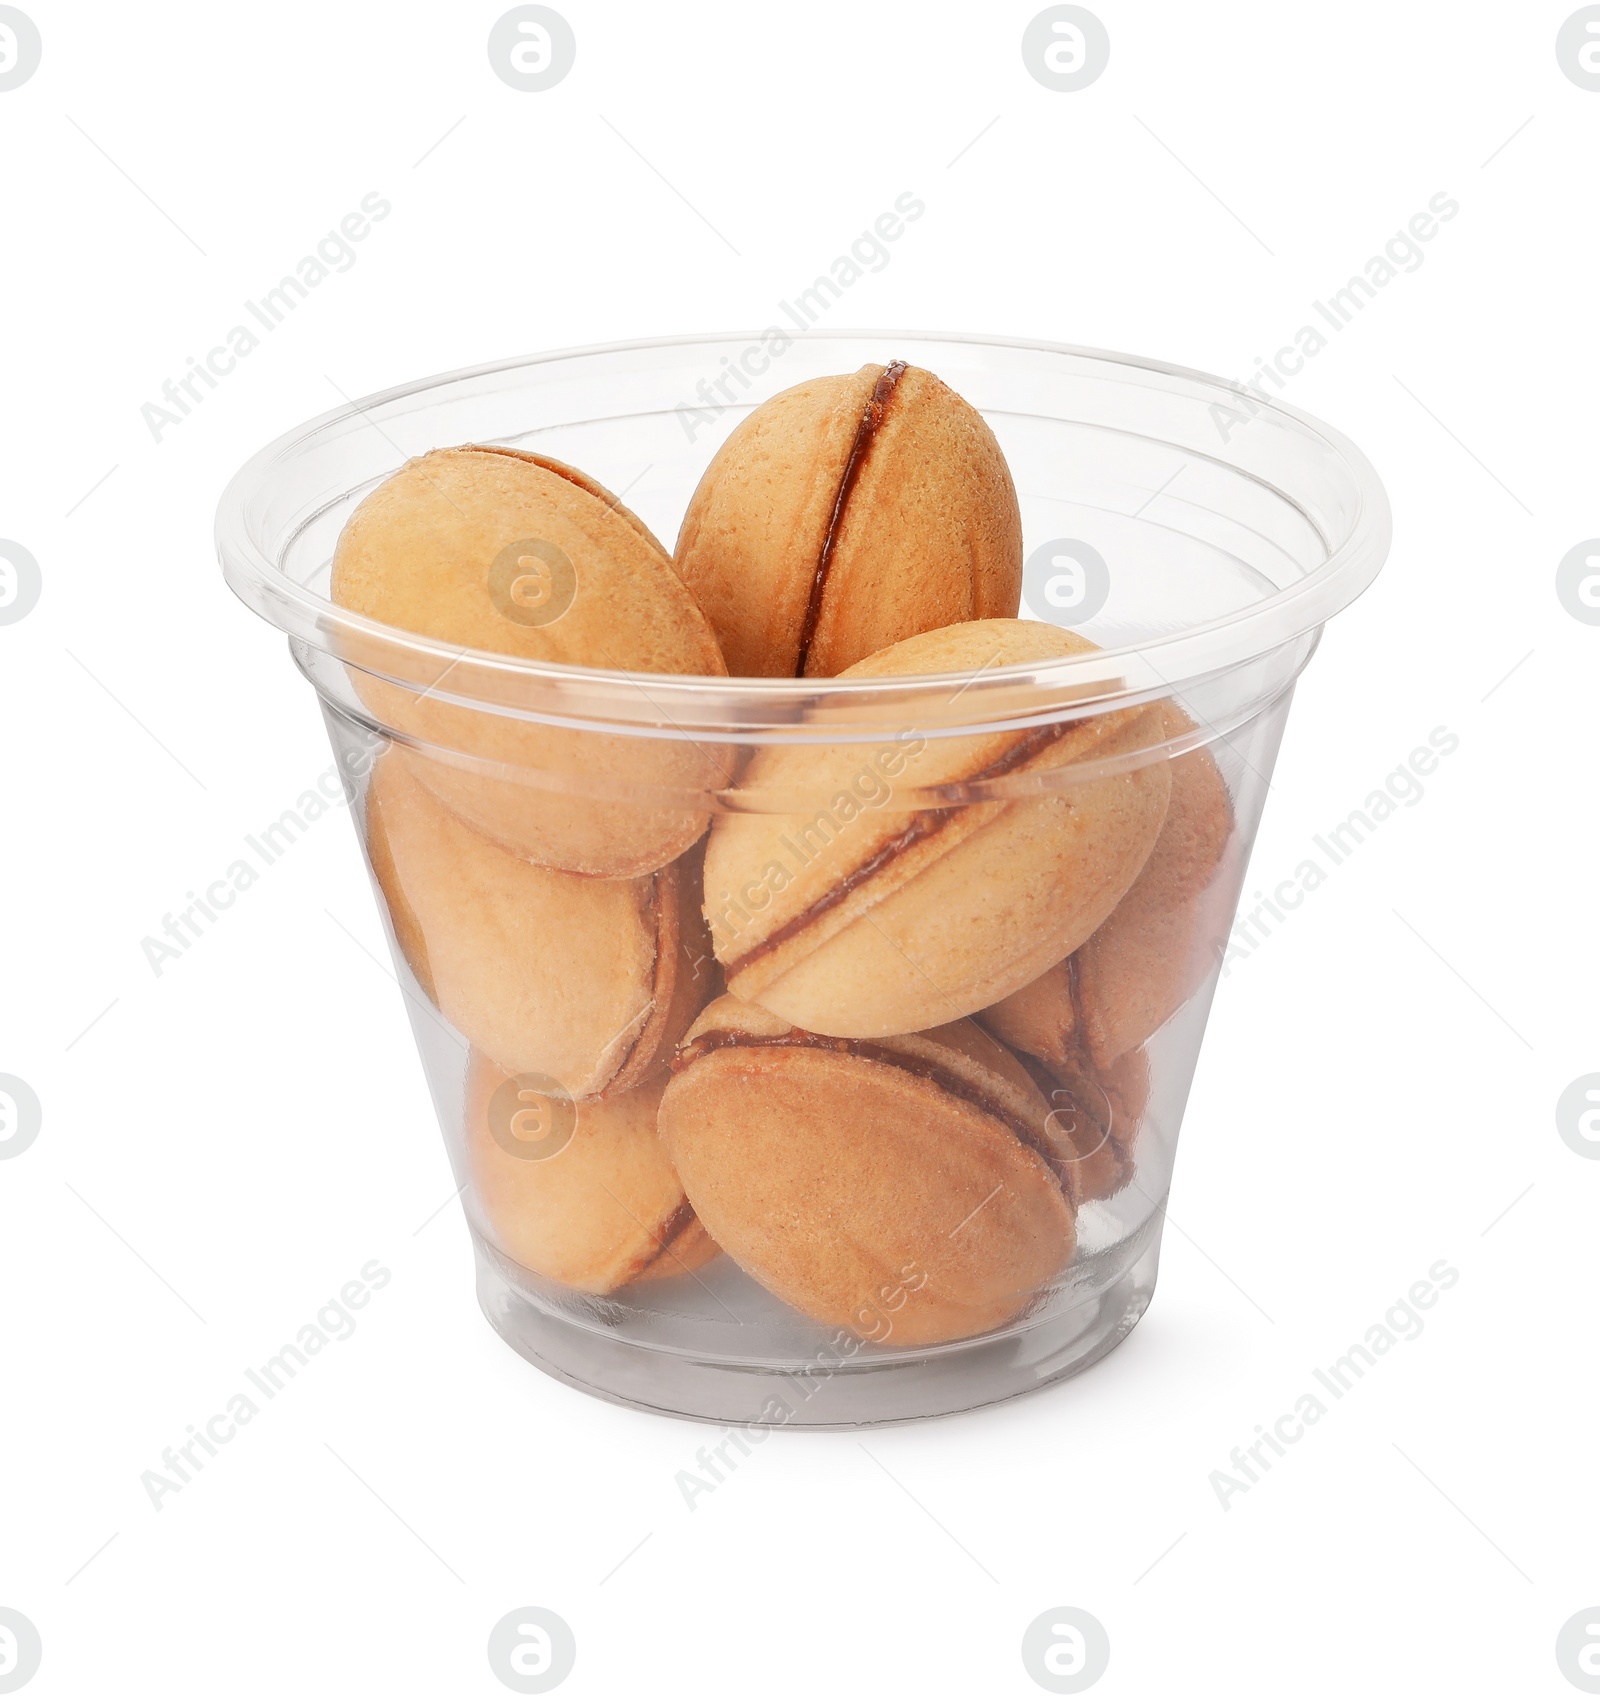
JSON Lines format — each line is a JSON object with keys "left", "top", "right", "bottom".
{"left": 1017, "top": 1045, "right": 1118, "bottom": 1160}
{"left": 794, "top": 360, "right": 909, "bottom": 674}
{"left": 673, "top": 1027, "right": 1070, "bottom": 1193}
{"left": 722, "top": 715, "right": 1078, "bottom": 983}
{"left": 631, "top": 1196, "right": 701, "bottom": 1278}
{"left": 1062, "top": 950, "right": 1085, "bottom": 1060}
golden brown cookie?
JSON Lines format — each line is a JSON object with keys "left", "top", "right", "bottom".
{"left": 985, "top": 719, "right": 1235, "bottom": 1066}
{"left": 675, "top": 363, "right": 1022, "bottom": 676}
{"left": 658, "top": 996, "right": 1078, "bottom": 1345}
{"left": 332, "top": 445, "right": 728, "bottom": 877}
{"left": 702, "top": 620, "right": 1171, "bottom": 1037}
{"left": 465, "top": 1055, "right": 716, "bottom": 1293}
{"left": 366, "top": 751, "right": 715, "bottom": 1096}
{"left": 979, "top": 955, "right": 1081, "bottom": 1073}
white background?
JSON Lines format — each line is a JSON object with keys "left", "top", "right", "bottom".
{"left": 1, "top": 2, "right": 1596, "bottom": 1695}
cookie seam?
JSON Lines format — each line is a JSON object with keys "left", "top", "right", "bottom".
{"left": 794, "top": 360, "right": 909, "bottom": 675}
{"left": 628, "top": 1196, "right": 701, "bottom": 1280}
{"left": 607, "top": 871, "right": 671, "bottom": 1090}
{"left": 722, "top": 715, "right": 1078, "bottom": 983}
{"left": 672, "top": 1027, "right": 1072, "bottom": 1199}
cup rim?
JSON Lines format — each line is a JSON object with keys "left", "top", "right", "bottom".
{"left": 216, "top": 329, "right": 1391, "bottom": 739}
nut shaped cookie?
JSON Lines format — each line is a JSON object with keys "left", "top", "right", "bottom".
{"left": 985, "top": 719, "right": 1236, "bottom": 1066}
{"left": 658, "top": 996, "right": 1078, "bottom": 1345}
{"left": 980, "top": 955, "right": 1081, "bottom": 1072}
{"left": 332, "top": 445, "right": 728, "bottom": 877}
{"left": 703, "top": 621, "right": 1171, "bottom": 1037}
{"left": 466, "top": 1056, "right": 716, "bottom": 1293}
{"left": 675, "top": 363, "right": 1022, "bottom": 676}
{"left": 366, "top": 752, "right": 714, "bottom": 1096}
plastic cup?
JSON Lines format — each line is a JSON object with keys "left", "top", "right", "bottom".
{"left": 217, "top": 333, "right": 1389, "bottom": 1425}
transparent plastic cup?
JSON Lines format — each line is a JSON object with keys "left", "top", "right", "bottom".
{"left": 217, "top": 333, "right": 1389, "bottom": 1426}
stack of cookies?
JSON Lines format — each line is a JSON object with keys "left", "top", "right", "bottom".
{"left": 331, "top": 363, "right": 1240, "bottom": 1346}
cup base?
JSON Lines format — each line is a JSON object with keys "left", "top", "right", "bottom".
{"left": 472, "top": 1222, "right": 1162, "bottom": 1428}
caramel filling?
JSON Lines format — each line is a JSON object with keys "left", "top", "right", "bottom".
{"left": 1016, "top": 1046, "right": 1117, "bottom": 1162}
{"left": 631, "top": 1195, "right": 700, "bottom": 1278}
{"left": 794, "top": 360, "right": 909, "bottom": 674}
{"left": 1065, "top": 949, "right": 1084, "bottom": 1053}
{"left": 673, "top": 1027, "right": 1069, "bottom": 1193}
{"left": 722, "top": 717, "right": 1077, "bottom": 983}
